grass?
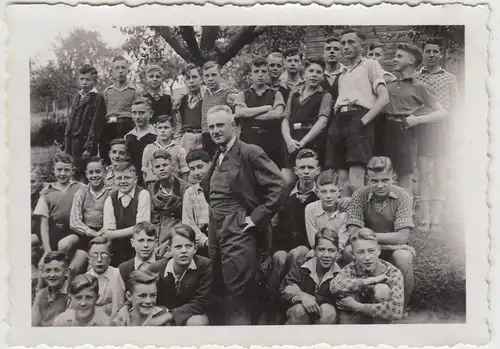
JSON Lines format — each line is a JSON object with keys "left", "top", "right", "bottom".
{"left": 31, "top": 145, "right": 466, "bottom": 324}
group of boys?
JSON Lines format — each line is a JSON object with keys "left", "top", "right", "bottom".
{"left": 30, "top": 27, "right": 459, "bottom": 327}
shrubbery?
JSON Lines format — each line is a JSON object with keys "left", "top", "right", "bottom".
{"left": 31, "top": 115, "right": 67, "bottom": 147}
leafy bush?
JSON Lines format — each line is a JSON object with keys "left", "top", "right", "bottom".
{"left": 31, "top": 114, "right": 67, "bottom": 147}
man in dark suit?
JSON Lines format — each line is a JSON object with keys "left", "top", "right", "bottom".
{"left": 203, "top": 105, "right": 286, "bottom": 325}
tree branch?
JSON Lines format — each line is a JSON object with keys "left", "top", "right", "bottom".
{"left": 179, "top": 26, "right": 205, "bottom": 65}
{"left": 217, "top": 26, "right": 266, "bottom": 66}
{"left": 150, "top": 26, "right": 192, "bottom": 63}
{"left": 200, "top": 26, "right": 220, "bottom": 52}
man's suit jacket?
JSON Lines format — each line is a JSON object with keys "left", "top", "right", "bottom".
{"left": 202, "top": 138, "right": 286, "bottom": 230}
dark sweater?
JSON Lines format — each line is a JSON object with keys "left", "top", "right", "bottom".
{"left": 143, "top": 92, "right": 172, "bottom": 125}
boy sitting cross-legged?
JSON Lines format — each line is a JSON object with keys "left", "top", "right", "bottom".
{"left": 330, "top": 228, "right": 404, "bottom": 324}
{"left": 105, "top": 139, "right": 130, "bottom": 189}
{"left": 52, "top": 274, "right": 111, "bottom": 326}
{"left": 281, "top": 228, "right": 341, "bottom": 325}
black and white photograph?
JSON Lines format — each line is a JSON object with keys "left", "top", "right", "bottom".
{"left": 6, "top": 3, "right": 490, "bottom": 348}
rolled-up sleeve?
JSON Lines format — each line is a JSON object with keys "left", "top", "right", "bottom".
{"left": 136, "top": 190, "right": 151, "bottom": 223}
{"left": 318, "top": 92, "right": 333, "bottom": 120}
{"left": 103, "top": 196, "right": 116, "bottom": 230}
{"left": 345, "top": 190, "right": 366, "bottom": 228}
{"left": 368, "top": 60, "right": 386, "bottom": 92}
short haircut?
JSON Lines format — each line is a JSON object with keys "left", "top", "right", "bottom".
{"left": 314, "top": 227, "right": 339, "bottom": 249}
{"left": 295, "top": 148, "right": 318, "bottom": 162}
{"left": 152, "top": 149, "right": 172, "bottom": 162}
{"left": 132, "top": 96, "right": 152, "bottom": 110}
{"left": 53, "top": 152, "right": 74, "bottom": 165}
{"left": 146, "top": 64, "right": 162, "bottom": 76}
{"left": 183, "top": 63, "right": 202, "bottom": 77}
{"left": 283, "top": 47, "right": 303, "bottom": 60}
{"left": 156, "top": 115, "right": 173, "bottom": 126}
{"left": 43, "top": 251, "right": 69, "bottom": 266}
{"left": 325, "top": 35, "right": 340, "bottom": 45}
{"left": 368, "top": 42, "right": 385, "bottom": 51}
{"left": 316, "top": 169, "right": 339, "bottom": 187}
{"left": 167, "top": 224, "right": 196, "bottom": 244}
{"left": 341, "top": 28, "right": 366, "bottom": 41}
{"left": 68, "top": 274, "right": 99, "bottom": 296}
{"left": 112, "top": 55, "right": 128, "bottom": 63}
{"left": 79, "top": 64, "right": 98, "bottom": 78}
{"left": 304, "top": 57, "right": 326, "bottom": 70}
{"left": 202, "top": 60, "right": 220, "bottom": 72}
{"left": 110, "top": 138, "right": 127, "bottom": 149}
{"left": 267, "top": 52, "right": 284, "bottom": 61}
{"left": 86, "top": 156, "right": 106, "bottom": 168}
{"left": 128, "top": 270, "right": 158, "bottom": 292}
{"left": 132, "top": 221, "right": 158, "bottom": 238}
{"left": 366, "top": 156, "right": 394, "bottom": 174}
{"left": 349, "top": 227, "right": 378, "bottom": 246}
{"left": 252, "top": 56, "right": 268, "bottom": 68}
{"left": 206, "top": 105, "right": 234, "bottom": 123}
{"left": 398, "top": 44, "right": 424, "bottom": 68}
{"left": 88, "top": 236, "right": 111, "bottom": 252}
{"left": 114, "top": 161, "right": 136, "bottom": 173}
{"left": 422, "top": 38, "right": 443, "bottom": 51}
{"left": 186, "top": 149, "right": 211, "bottom": 164}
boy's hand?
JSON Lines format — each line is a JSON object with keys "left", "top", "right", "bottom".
{"left": 404, "top": 115, "right": 419, "bottom": 129}
{"left": 285, "top": 139, "right": 301, "bottom": 154}
{"left": 300, "top": 293, "right": 321, "bottom": 316}
{"left": 374, "top": 274, "right": 389, "bottom": 284}
{"left": 82, "top": 150, "right": 91, "bottom": 160}
{"left": 336, "top": 296, "right": 361, "bottom": 312}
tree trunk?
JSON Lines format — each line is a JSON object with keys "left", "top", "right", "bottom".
{"left": 45, "top": 100, "right": 49, "bottom": 118}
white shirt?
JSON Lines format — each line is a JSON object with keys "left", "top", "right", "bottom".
{"left": 102, "top": 186, "right": 151, "bottom": 230}
{"left": 86, "top": 266, "right": 125, "bottom": 318}
{"left": 134, "top": 254, "right": 156, "bottom": 271}
{"left": 218, "top": 136, "right": 237, "bottom": 165}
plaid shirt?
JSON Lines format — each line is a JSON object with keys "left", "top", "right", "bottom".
{"left": 330, "top": 260, "right": 404, "bottom": 320}
{"left": 182, "top": 183, "right": 209, "bottom": 247}
{"left": 413, "top": 66, "right": 459, "bottom": 111}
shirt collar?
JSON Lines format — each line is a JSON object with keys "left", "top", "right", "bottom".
{"left": 250, "top": 85, "right": 270, "bottom": 95}
{"left": 290, "top": 182, "right": 317, "bottom": 196}
{"left": 118, "top": 185, "right": 137, "bottom": 199}
{"left": 284, "top": 76, "right": 305, "bottom": 85}
{"left": 193, "top": 182, "right": 204, "bottom": 193}
{"left": 355, "top": 260, "right": 388, "bottom": 277}
{"left": 134, "top": 255, "right": 156, "bottom": 271}
{"left": 48, "top": 180, "right": 78, "bottom": 192}
{"left": 87, "top": 184, "right": 109, "bottom": 199}
{"left": 148, "top": 89, "right": 164, "bottom": 97}
{"left": 188, "top": 85, "right": 207, "bottom": 101}
{"left": 325, "top": 63, "right": 345, "bottom": 77}
{"left": 47, "top": 281, "right": 68, "bottom": 301}
{"left": 206, "top": 86, "right": 224, "bottom": 96}
{"left": 367, "top": 188, "right": 399, "bottom": 203}
{"left": 343, "top": 56, "right": 365, "bottom": 72}
{"left": 88, "top": 267, "right": 111, "bottom": 279}
{"left": 419, "top": 66, "right": 445, "bottom": 75}
{"left": 295, "top": 84, "right": 324, "bottom": 96}
{"left": 79, "top": 87, "right": 98, "bottom": 98}
{"left": 314, "top": 201, "right": 340, "bottom": 218}
{"left": 301, "top": 258, "right": 341, "bottom": 285}
{"left": 153, "top": 139, "right": 176, "bottom": 150}
{"left": 126, "top": 124, "right": 156, "bottom": 138}
{"left": 110, "top": 82, "right": 136, "bottom": 92}
{"left": 222, "top": 136, "right": 237, "bottom": 154}
{"left": 164, "top": 258, "right": 197, "bottom": 278}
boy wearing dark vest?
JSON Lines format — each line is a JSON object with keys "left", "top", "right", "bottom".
{"left": 267, "top": 52, "right": 291, "bottom": 102}
{"left": 322, "top": 36, "right": 344, "bottom": 104}
{"left": 143, "top": 64, "right": 172, "bottom": 125}
{"left": 175, "top": 63, "right": 205, "bottom": 153}
{"left": 281, "top": 58, "right": 332, "bottom": 185}
{"left": 234, "top": 56, "right": 286, "bottom": 168}
{"left": 102, "top": 161, "right": 151, "bottom": 267}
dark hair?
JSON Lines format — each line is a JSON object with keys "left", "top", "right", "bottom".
{"left": 110, "top": 138, "right": 127, "bottom": 148}
{"left": 316, "top": 169, "right": 339, "bottom": 187}
{"left": 422, "top": 38, "right": 443, "bottom": 51}
{"left": 295, "top": 148, "right": 318, "bottom": 162}
{"left": 304, "top": 57, "right": 326, "bottom": 71}
{"left": 156, "top": 115, "right": 173, "bottom": 126}
{"left": 252, "top": 56, "right": 268, "bottom": 68}
{"left": 43, "top": 251, "right": 69, "bottom": 266}
{"left": 349, "top": 227, "right": 378, "bottom": 246}
{"left": 112, "top": 55, "right": 128, "bottom": 63}
{"left": 167, "top": 224, "right": 196, "bottom": 245}
{"left": 324, "top": 35, "right": 340, "bottom": 45}
{"left": 68, "top": 274, "right": 99, "bottom": 296}
{"left": 89, "top": 236, "right": 111, "bottom": 252}
{"left": 132, "top": 221, "right": 158, "bottom": 238}
{"left": 186, "top": 149, "right": 211, "bottom": 165}
{"left": 283, "top": 47, "right": 303, "bottom": 60}
{"left": 314, "top": 227, "right": 339, "bottom": 249}
{"left": 86, "top": 156, "right": 106, "bottom": 169}
{"left": 128, "top": 270, "right": 158, "bottom": 292}
{"left": 366, "top": 156, "right": 394, "bottom": 174}
{"left": 53, "top": 152, "right": 74, "bottom": 165}
{"left": 114, "top": 161, "right": 136, "bottom": 173}
{"left": 341, "top": 28, "right": 366, "bottom": 41}
{"left": 79, "top": 64, "right": 98, "bottom": 78}
{"left": 368, "top": 42, "right": 385, "bottom": 51}
{"left": 132, "top": 96, "right": 152, "bottom": 110}
{"left": 202, "top": 60, "right": 220, "bottom": 72}
{"left": 398, "top": 44, "right": 424, "bottom": 68}
{"left": 152, "top": 149, "right": 172, "bottom": 162}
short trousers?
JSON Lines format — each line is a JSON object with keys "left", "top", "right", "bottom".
{"left": 240, "top": 125, "right": 285, "bottom": 168}
{"left": 415, "top": 123, "right": 448, "bottom": 158}
{"left": 325, "top": 109, "right": 374, "bottom": 170}
{"left": 373, "top": 113, "right": 388, "bottom": 157}
{"left": 384, "top": 119, "right": 415, "bottom": 176}
{"left": 284, "top": 129, "right": 327, "bottom": 169}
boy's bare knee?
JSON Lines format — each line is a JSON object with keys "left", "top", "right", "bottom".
{"left": 391, "top": 249, "right": 414, "bottom": 269}
{"left": 317, "top": 303, "right": 337, "bottom": 324}
{"left": 272, "top": 250, "right": 288, "bottom": 267}
{"left": 186, "top": 314, "right": 209, "bottom": 326}
{"left": 58, "top": 234, "right": 79, "bottom": 253}
{"left": 287, "top": 304, "right": 309, "bottom": 323}
{"left": 288, "top": 246, "right": 309, "bottom": 264}
{"left": 373, "top": 283, "right": 391, "bottom": 302}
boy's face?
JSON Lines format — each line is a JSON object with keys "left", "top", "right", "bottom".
{"left": 188, "top": 159, "right": 210, "bottom": 184}
{"left": 114, "top": 168, "right": 137, "bottom": 194}
{"left": 323, "top": 41, "right": 342, "bottom": 65}
{"left": 315, "top": 237, "right": 339, "bottom": 270}
{"left": 352, "top": 238, "right": 380, "bottom": 273}
{"left": 109, "top": 144, "right": 128, "bottom": 165}
{"left": 128, "top": 283, "right": 157, "bottom": 317}
{"left": 155, "top": 121, "right": 174, "bottom": 142}
{"left": 131, "top": 103, "right": 152, "bottom": 128}
{"left": 31, "top": 171, "right": 42, "bottom": 195}
{"left": 341, "top": 32, "right": 362, "bottom": 60}
{"left": 88, "top": 243, "right": 111, "bottom": 275}
{"left": 367, "top": 47, "right": 385, "bottom": 64}
{"left": 170, "top": 233, "right": 196, "bottom": 267}
{"left": 146, "top": 69, "right": 163, "bottom": 90}
{"left": 131, "top": 230, "right": 157, "bottom": 261}
{"left": 267, "top": 56, "right": 284, "bottom": 80}
{"left": 303, "top": 63, "right": 324, "bottom": 88}
{"left": 78, "top": 73, "right": 96, "bottom": 93}
{"left": 71, "top": 287, "right": 97, "bottom": 321}
{"left": 112, "top": 59, "right": 129, "bottom": 83}
{"left": 251, "top": 65, "right": 268, "bottom": 87}
{"left": 53, "top": 161, "right": 74, "bottom": 185}
{"left": 85, "top": 161, "right": 105, "bottom": 189}
{"left": 317, "top": 183, "right": 340, "bottom": 210}
{"left": 203, "top": 66, "right": 221, "bottom": 91}
{"left": 285, "top": 54, "right": 302, "bottom": 75}
{"left": 367, "top": 170, "right": 394, "bottom": 198}
{"left": 423, "top": 44, "right": 441, "bottom": 69}
{"left": 43, "top": 260, "right": 67, "bottom": 288}
{"left": 152, "top": 157, "right": 173, "bottom": 180}
{"left": 294, "top": 157, "right": 320, "bottom": 185}
{"left": 185, "top": 68, "right": 203, "bottom": 93}
{"left": 392, "top": 49, "right": 414, "bottom": 72}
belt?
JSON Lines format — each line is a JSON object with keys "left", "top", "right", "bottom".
{"left": 338, "top": 105, "right": 366, "bottom": 113}
{"left": 107, "top": 116, "right": 132, "bottom": 124}
{"left": 386, "top": 114, "right": 409, "bottom": 123}
{"left": 184, "top": 128, "right": 203, "bottom": 134}
{"left": 291, "top": 122, "right": 314, "bottom": 130}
